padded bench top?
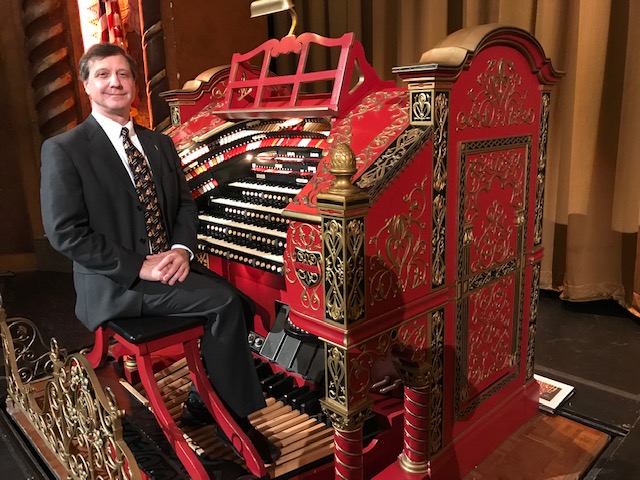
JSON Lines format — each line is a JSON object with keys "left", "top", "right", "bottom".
{"left": 106, "top": 315, "right": 207, "bottom": 344}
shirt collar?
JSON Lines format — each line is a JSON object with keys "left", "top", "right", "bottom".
{"left": 91, "top": 111, "right": 136, "bottom": 142}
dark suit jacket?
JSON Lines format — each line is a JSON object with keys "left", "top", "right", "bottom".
{"left": 40, "top": 115, "right": 198, "bottom": 331}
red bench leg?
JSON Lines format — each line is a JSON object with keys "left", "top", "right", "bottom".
{"left": 85, "top": 326, "right": 109, "bottom": 369}
{"left": 183, "top": 338, "right": 267, "bottom": 478}
{"left": 136, "top": 351, "right": 210, "bottom": 480}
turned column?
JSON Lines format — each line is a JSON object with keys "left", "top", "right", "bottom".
{"left": 396, "top": 358, "right": 432, "bottom": 476}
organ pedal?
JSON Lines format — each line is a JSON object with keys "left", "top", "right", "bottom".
{"left": 127, "top": 358, "right": 335, "bottom": 478}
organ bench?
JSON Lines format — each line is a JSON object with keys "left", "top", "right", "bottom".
{"left": 85, "top": 315, "right": 266, "bottom": 479}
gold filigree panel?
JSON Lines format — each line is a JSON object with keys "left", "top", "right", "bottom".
{"left": 467, "top": 276, "right": 515, "bottom": 387}
{"left": 369, "top": 176, "right": 430, "bottom": 304}
{"left": 326, "top": 345, "right": 347, "bottom": 407}
{"left": 464, "top": 149, "right": 525, "bottom": 274}
{"left": 285, "top": 222, "right": 323, "bottom": 311}
{"left": 356, "top": 126, "right": 430, "bottom": 200}
{"left": 458, "top": 136, "right": 532, "bottom": 279}
{"left": 534, "top": 93, "right": 551, "bottom": 246}
{"left": 323, "top": 218, "right": 365, "bottom": 325}
{"left": 457, "top": 58, "right": 535, "bottom": 131}
{"left": 527, "top": 262, "right": 541, "bottom": 380}
{"left": 431, "top": 92, "right": 449, "bottom": 289}
{"left": 3, "top": 317, "right": 56, "bottom": 383}
{"left": 455, "top": 264, "right": 526, "bottom": 420}
{"left": 430, "top": 309, "right": 444, "bottom": 454}
{"left": 1, "top": 311, "right": 140, "bottom": 479}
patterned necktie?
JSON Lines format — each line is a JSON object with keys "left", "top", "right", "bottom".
{"left": 120, "top": 127, "right": 169, "bottom": 253}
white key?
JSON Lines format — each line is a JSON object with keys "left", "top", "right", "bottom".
{"left": 199, "top": 214, "right": 287, "bottom": 239}
{"left": 209, "top": 198, "right": 284, "bottom": 214}
{"left": 198, "top": 234, "right": 283, "bottom": 264}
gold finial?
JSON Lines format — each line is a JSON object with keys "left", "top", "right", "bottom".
{"left": 327, "top": 143, "right": 359, "bottom": 195}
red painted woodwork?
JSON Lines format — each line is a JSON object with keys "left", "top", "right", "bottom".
{"left": 162, "top": 24, "right": 561, "bottom": 480}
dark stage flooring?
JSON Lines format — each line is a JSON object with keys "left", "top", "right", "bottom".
{"left": 1, "top": 270, "right": 640, "bottom": 479}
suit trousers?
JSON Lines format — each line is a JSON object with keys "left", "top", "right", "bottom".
{"left": 136, "top": 267, "right": 264, "bottom": 419}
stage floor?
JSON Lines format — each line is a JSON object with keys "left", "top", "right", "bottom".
{"left": 465, "top": 412, "right": 609, "bottom": 479}
{"left": 0, "top": 396, "right": 611, "bottom": 479}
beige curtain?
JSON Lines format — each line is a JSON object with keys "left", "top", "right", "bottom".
{"left": 274, "top": 0, "right": 640, "bottom": 315}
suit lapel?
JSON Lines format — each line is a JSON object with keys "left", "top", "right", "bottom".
{"left": 135, "top": 125, "right": 167, "bottom": 208}
{"left": 84, "top": 116, "right": 138, "bottom": 199}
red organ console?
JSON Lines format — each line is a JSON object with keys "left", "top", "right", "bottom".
{"left": 160, "top": 23, "right": 561, "bottom": 480}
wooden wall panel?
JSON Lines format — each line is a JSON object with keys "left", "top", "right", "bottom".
{"left": 0, "top": 0, "right": 42, "bottom": 271}
{"left": 161, "top": 0, "right": 268, "bottom": 90}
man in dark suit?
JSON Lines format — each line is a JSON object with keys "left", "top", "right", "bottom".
{"left": 40, "top": 43, "right": 279, "bottom": 464}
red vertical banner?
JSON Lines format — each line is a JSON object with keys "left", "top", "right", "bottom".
{"left": 77, "top": 0, "right": 126, "bottom": 49}
{"left": 101, "top": 0, "right": 124, "bottom": 46}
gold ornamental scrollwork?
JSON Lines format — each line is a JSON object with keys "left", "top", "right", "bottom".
{"left": 170, "top": 105, "right": 181, "bottom": 126}
{"left": 321, "top": 401, "right": 372, "bottom": 432}
{"left": 345, "top": 220, "right": 366, "bottom": 321}
{"left": 430, "top": 309, "right": 444, "bottom": 454}
{"left": 294, "top": 248, "right": 322, "bottom": 288}
{"left": 369, "top": 176, "right": 430, "bottom": 303}
{"left": 431, "top": 195, "right": 446, "bottom": 287}
{"left": 467, "top": 276, "right": 514, "bottom": 386}
{"left": 465, "top": 149, "right": 525, "bottom": 225}
{"left": 526, "top": 262, "right": 542, "bottom": 379}
{"left": 318, "top": 143, "right": 369, "bottom": 327}
{"left": 4, "top": 316, "right": 56, "bottom": 383}
{"left": 285, "top": 222, "right": 323, "bottom": 311}
{"left": 457, "top": 58, "right": 535, "bottom": 131}
{"left": 534, "top": 93, "right": 551, "bottom": 246}
{"left": 234, "top": 71, "right": 253, "bottom": 102}
{"left": 211, "top": 78, "right": 229, "bottom": 100}
{"left": 293, "top": 90, "right": 407, "bottom": 209}
{"left": 1, "top": 304, "right": 141, "bottom": 479}
{"left": 432, "top": 93, "right": 449, "bottom": 192}
{"left": 324, "top": 217, "right": 366, "bottom": 324}
{"left": 324, "top": 218, "right": 346, "bottom": 324}
{"left": 431, "top": 92, "right": 449, "bottom": 288}
{"left": 356, "top": 125, "right": 430, "bottom": 200}
{"left": 459, "top": 136, "right": 531, "bottom": 277}
{"left": 326, "top": 345, "right": 347, "bottom": 406}
{"left": 195, "top": 251, "right": 209, "bottom": 269}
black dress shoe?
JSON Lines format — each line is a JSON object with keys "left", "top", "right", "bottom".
{"left": 180, "top": 390, "right": 215, "bottom": 427}
{"left": 218, "top": 418, "right": 281, "bottom": 465}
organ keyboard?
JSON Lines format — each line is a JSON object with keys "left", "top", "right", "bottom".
{"left": 161, "top": 24, "right": 562, "bottom": 480}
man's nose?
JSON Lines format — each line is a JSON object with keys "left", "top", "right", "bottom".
{"left": 109, "top": 73, "right": 122, "bottom": 87}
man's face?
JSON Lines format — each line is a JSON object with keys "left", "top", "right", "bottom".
{"left": 83, "top": 54, "right": 136, "bottom": 123}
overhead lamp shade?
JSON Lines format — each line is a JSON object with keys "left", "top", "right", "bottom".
{"left": 250, "top": 0, "right": 295, "bottom": 17}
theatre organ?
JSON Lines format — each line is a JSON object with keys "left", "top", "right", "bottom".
{"left": 158, "top": 24, "right": 561, "bottom": 479}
